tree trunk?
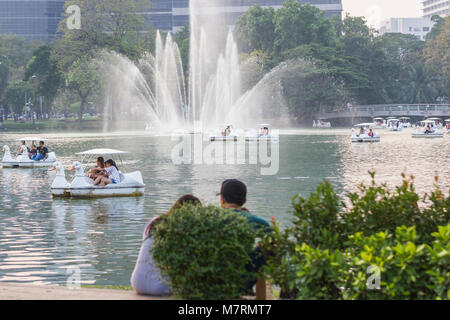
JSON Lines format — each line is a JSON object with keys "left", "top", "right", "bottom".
{"left": 78, "top": 98, "right": 86, "bottom": 122}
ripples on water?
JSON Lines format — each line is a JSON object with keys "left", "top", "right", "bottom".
{"left": 0, "top": 130, "right": 448, "bottom": 285}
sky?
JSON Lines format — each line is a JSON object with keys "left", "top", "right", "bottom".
{"left": 341, "top": 0, "right": 423, "bottom": 28}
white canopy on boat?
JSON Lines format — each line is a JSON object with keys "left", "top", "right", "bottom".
{"left": 427, "top": 118, "right": 442, "bottom": 121}
{"left": 76, "top": 149, "right": 129, "bottom": 155}
{"left": 373, "top": 117, "right": 384, "bottom": 120}
{"left": 354, "top": 123, "right": 374, "bottom": 127}
{"left": 259, "top": 123, "right": 271, "bottom": 127}
{"left": 16, "top": 137, "right": 44, "bottom": 141}
{"left": 400, "top": 117, "right": 410, "bottom": 120}
{"left": 420, "top": 120, "right": 437, "bottom": 124}
{"left": 445, "top": 119, "right": 450, "bottom": 122}
{"left": 387, "top": 118, "right": 400, "bottom": 122}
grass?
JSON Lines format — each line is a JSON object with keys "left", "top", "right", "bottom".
{"left": 0, "top": 119, "right": 103, "bottom": 132}
{"left": 0, "top": 119, "right": 148, "bottom": 132}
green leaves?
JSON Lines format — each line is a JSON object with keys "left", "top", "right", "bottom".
{"left": 152, "top": 204, "right": 257, "bottom": 300}
{"left": 260, "top": 173, "right": 449, "bottom": 300}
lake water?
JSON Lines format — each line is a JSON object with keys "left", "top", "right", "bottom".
{"left": 0, "top": 129, "right": 448, "bottom": 286}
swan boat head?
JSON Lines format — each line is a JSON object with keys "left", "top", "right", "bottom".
{"left": 50, "top": 161, "right": 70, "bottom": 190}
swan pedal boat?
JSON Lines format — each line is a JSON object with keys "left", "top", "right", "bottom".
{"left": 352, "top": 124, "right": 380, "bottom": 143}
{"left": 313, "top": 120, "right": 332, "bottom": 128}
{"left": 2, "top": 137, "right": 57, "bottom": 168}
{"left": 209, "top": 125, "right": 239, "bottom": 141}
{"left": 372, "top": 117, "right": 387, "bottom": 129}
{"left": 245, "top": 124, "right": 279, "bottom": 141}
{"left": 387, "top": 119, "right": 403, "bottom": 132}
{"left": 50, "top": 149, "right": 145, "bottom": 198}
{"left": 412, "top": 120, "right": 444, "bottom": 138}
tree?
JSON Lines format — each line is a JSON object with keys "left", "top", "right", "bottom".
{"left": 405, "top": 64, "right": 438, "bottom": 104}
{"left": 424, "top": 17, "right": 450, "bottom": 100}
{"left": 0, "top": 55, "right": 8, "bottom": 101}
{"left": 235, "top": 5, "right": 275, "bottom": 53}
{"left": 66, "top": 57, "right": 101, "bottom": 121}
{"left": 426, "top": 15, "right": 445, "bottom": 40}
{"left": 52, "top": 0, "right": 154, "bottom": 121}
{"left": 24, "top": 46, "right": 63, "bottom": 116}
{"left": 378, "top": 33, "right": 426, "bottom": 103}
{"left": 4, "top": 80, "right": 32, "bottom": 115}
{"left": 273, "top": 1, "right": 335, "bottom": 53}
{"left": 280, "top": 59, "right": 349, "bottom": 120}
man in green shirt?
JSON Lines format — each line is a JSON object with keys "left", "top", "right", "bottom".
{"left": 218, "top": 179, "right": 271, "bottom": 292}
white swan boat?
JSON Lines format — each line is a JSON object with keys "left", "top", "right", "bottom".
{"left": 352, "top": 123, "right": 380, "bottom": 143}
{"left": 50, "top": 149, "right": 145, "bottom": 198}
{"left": 2, "top": 137, "right": 57, "bottom": 168}
{"left": 210, "top": 125, "right": 239, "bottom": 141}
{"left": 372, "top": 117, "right": 387, "bottom": 129}
{"left": 426, "top": 118, "right": 444, "bottom": 129}
{"left": 245, "top": 124, "right": 279, "bottom": 141}
{"left": 313, "top": 120, "right": 331, "bottom": 128}
{"left": 387, "top": 118, "right": 403, "bottom": 131}
{"left": 1, "top": 145, "right": 18, "bottom": 168}
{"left": 399, "top": 117, "right": 412, "bottom": 128}
{"left": 412, "top": 120, "right": 444, "bottom": 138}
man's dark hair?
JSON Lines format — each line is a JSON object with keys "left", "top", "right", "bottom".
{"left": 39, "top": 141, "right": 44, "bottom": 145}
{"left": 219, "top": 179, "right": 247, "bottom": 206}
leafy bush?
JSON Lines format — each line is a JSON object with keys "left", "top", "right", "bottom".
{"left": 152, "top": 204, "right": 257, "bottom": 299}
{"left": 293, "top": 243, "right": 349, "bottom": 300}
{"left": 261, "top": 173, "right": 449, "bottom": 300}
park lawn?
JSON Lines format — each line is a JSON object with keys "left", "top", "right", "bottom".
{"left": 0, "top": 119, "right": 103, "bottom": 132}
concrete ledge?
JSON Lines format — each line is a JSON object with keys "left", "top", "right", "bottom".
{"left": 0, "top": 283, "right": 169, "bottom": 300}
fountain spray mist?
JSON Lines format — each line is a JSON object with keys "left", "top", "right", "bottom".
{"left": 100, "top": 0, "right": 291, "bottom": 133}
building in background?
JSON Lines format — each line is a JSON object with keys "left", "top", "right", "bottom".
{"left": 146, "top": 0, "right": 343, "bottom": 33}
{"left": 423, "top": 0, "right": 450, "bottom": 18}
{"left": 0, "top": 0, "right": 66, "bottom": 41}
{"left": 379, "top": 17, "right": 435, "bottom": 40}
{"left": 0, "top": 0, "right": 343, "bottom": 40}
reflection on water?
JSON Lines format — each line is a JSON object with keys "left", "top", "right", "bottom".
{"left": 0, "top": 130, "right": 448, "bottom": 285}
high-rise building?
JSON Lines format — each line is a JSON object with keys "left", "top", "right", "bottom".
{"left": 0, "top": 0, "right": 343, "bottom": 41}
{"left": 146, "top": 0, "right": 343, "bottom": 32}
{"left": 379, "top": 17, "right": 435, "bottom": 40}
{"left": 423, "top": 0, "right": 450, "bottom": 18}
{"left": 0, "top": 0, "right": 66, "bottom": 41}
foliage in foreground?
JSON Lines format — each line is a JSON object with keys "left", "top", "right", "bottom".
{"left": 152, "top": 204, "right": 257, "bottom": 300}
{"left": 261, "top": 173, "right": 449, "bottom": 299}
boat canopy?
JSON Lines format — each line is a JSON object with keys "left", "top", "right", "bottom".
{"left": 76, "top": 149, "right": 129, "bottom": 155}
{"left": 373, "top": 117, "right": 384, "bottom": 120}
{"left": 420, "top": 120, "right": 437, "bottom": 124}
{"left": 16, "top": 137, "right": 44, "bottom": 142}
{"left": 387, "top": 118, "right": 400, "bottom": 122}
{"left": 445, "top": 119, "right": 450, "bottom": 122}
{"left": 259, "top": 123, "right": 271, "bottom": 127}
{"left": 427, "top": 118, "right": 442, "bottom": 121}
{"left": 399, "top": 117, "right": 410, "bottom": 120}
{"left": 354, "top": 123, "right": 374, "bottom": 127}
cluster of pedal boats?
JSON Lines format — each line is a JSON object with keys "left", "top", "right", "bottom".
{"left": 351, "top": 117, "right": 448, "bottom": 143}
{"left": 1, "top": 141, "right": 145, "bottom": 198}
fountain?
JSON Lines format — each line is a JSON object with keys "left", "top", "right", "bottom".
{"left": 100, "top": 0, "right": 291, "bottom": 133}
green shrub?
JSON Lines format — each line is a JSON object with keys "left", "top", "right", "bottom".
{"left": 425, "top": 224, "right": 450, "bottom": 300}
{"left": 345, "top": 173, "right": 448, "bottom": 243}
{"left": 152, "top": 204, "right": 257, "bottom": 299}
{"left": 347, "top": 226, "right": 432, "bottom": 300}
{"left": 293, "top": 243, "right": 349, "bottom": 300}
{"left": 261, "top": 173, "right": 449, "bottom": 300}
{"left": 291, "top": 180, "right": 345, "bottom": 249}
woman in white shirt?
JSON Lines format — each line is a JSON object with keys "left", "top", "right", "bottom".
{"left": 93, "top": 159, "right": 121, "bottom": 186}
{"left": 130, "top": 194, "right": 201, "bottom": 296}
